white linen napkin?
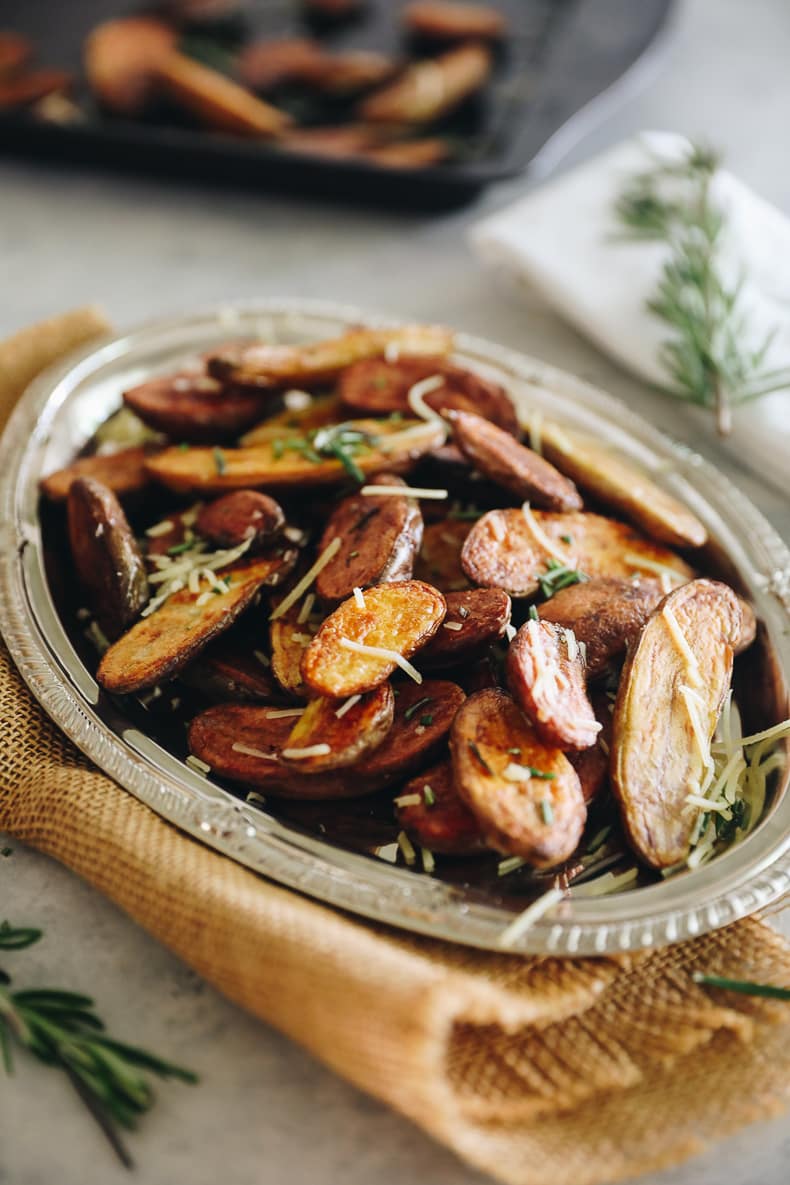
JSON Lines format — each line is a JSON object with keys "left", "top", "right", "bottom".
{"left": 470, "top": 131, "right": 790, "bottom": 493}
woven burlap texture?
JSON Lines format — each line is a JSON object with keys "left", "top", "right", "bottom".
{"left": 1, "top": 311, "right": 788, "bottom": 1185}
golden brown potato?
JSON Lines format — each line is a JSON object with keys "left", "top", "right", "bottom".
{"left": 84, "top": 17, "right": 176, "bottom": 115}
{"left": 529, "top": 419, "right": 708, "bottom": 550}
{"left": 610, "top": 579, "right": 743, "bottom": 869}
{"left": 179, "top": 638, "right": 280, "bottom": 703}
{"left": 506, "top": 619, "right": 600, "bottom": 751}
{"left": 338, "top": 356, "right": 518, "bottom": 435}
{"left": 279, "top": 123, "right": 394, "bottom": 159}
{"left": 537, "top": 577, "right": 665, "bottom": 678}
{"left": 40, "top": 446, "right": 152, "bottom": 503}
{"left": 208, "top": 325, "right": 454, "bottom": 390}
{"left": 403, "top": 1, "right": 507, "bottom": 41}
{"left": 240, "top": 393, "right": 345, "bottom": 446}
{"left": 154, "top": 53, "right": 291, "bottom": 137}
{"left": 302, "top": 580, "right": 446, "bottom": 697}
{"left": 302, "top": 50, "right": 397, "bottom": 95}
{"left": 420, "top": 587, "right": 510, "bottom": 668}
{"left": 461, "top": 508, "right": 694, "bottom": 597}
{"left": 0, "top": 32, "right": 32, "bottom": 77}
{"left": 395, "top": 759, "right": 484, "bottom": 855}
{"left": 362, "top": 139, "right": 450, "bottom": 169}
{"left": 315, "top": 473, "right": 423, "bottom": 602}
{"left": 237, "top": 37, "right": 325, "bottom": 91}
{"left": 450, "top": 688, "right": 586, "bottom": 866}
{"left": 280, "top": 683, "right": 394, "bottom": 771}
{"left": 67, "top": 477, "right": 149, "bottom": 641}
{"left": 446, "top": 409, "right": 583, "bottom": 511}
{"left": 359, "top": 42, "right": 492, "bottom": 124}
{"left": 413, "top": 518, "right": 471, "bottom": 592}
{"left": 196, "top": 490, "right": 285, "bottom": 549}
{"left": 0, "top": 69, "right": 72, "bottom": 111}
{"left": 270, "top": 596, "right": 321, "bottom": 700}
{"left": 123, "top": 373, "right": 266, "bottom": 442}
{"left": 97, "top": 553, "right": 293, "bottom": 694}
{"left": 145, "top": 418, "right": 445, "bottom": 495}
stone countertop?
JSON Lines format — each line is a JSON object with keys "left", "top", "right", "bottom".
{"left": 1, "top": 1, "right": 789, "bottom": 1183}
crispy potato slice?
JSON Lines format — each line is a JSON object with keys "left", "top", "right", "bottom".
{"left": 97, "top": 553, "right": 291, "bottom": 694}
{"left": 67, "top": 477, "right": 149, "bottom": 641}
{"left": 238, "top": 36, "right": 325, "bottom": 91}
{"left": 420, "top": 588, "right": 510, "bottom": 668}
{"left": 359, "top": 43, "right": 492, "bottom": 124}
{"left": 538, "top": 577, "right": 664, "bottom": 678}
{"left": 610, "top": 579, "right": 743, "bottom": 869}
{"left": 179, "top": 639, "right": 280, "bottom": 703}
{"left": 123, "top": 373, "right": 266, "bottom": 442}
{"left": 240, "top": 393, "right": 345, "bottom": 446}
{"left": 145, "top": 418, "right": 444, "bottom": 495}
{"left": 363, "top": 140, "right": 450, "bottom": 169}
{"left": 450, "top": 688, "right": 586, "bottom": 866}
{"left": 196, "top": 490, "right": 285, "bottom": 549}
{"left": 507, "top": 619, "right": 600, "bottom": 751}
{"left": 280, "top": 683, "right": 394, "bottom": 771}
{"left": 361, "top": 678, "right": 465, "bottom": 782}
{"left": 302, "top": 580, "right": 446, "bottom": 697}
{"left": 208, "top": 325, "right": 454, "bottom": 390}
{"left": 338, "top": 356, "right": 518, "bottom": 434}
{"left": 315, "top": 473, "right": 423, "bottom": 601}
{"left": 568, "top": 690, "right": 613, "bottom": 806}
{"left": 395, "top": 760, "right": 484, "bottom": 855}
{"left": 154, "top": 53, "right": 291, "bottom": 137}
{"left": 40, "top": 446, "right": 152, "bottom": 503}
{"left": 403, "top": 2, "right": 507, "bottom": 40}
{"left": 84, "top": 17, "right": 176, "bottom": 115}
{"left": 413, "top": 518, "right": 471, "bottom": 592}
{"left": 461, "top": 508, "right": 694, "bottom": 597}
{"left": 0, "top": 32, "right": 32, "bottom": 77}
{"left": 446, "top": 410, "right": 582, "bottom": 511}
{"left": 0, "top": 69, "right": 73, "bottom": 110}
{"left": 529, "top": 419, "right": 708, "bottom": 550}
{"left": 270, "top": 597, "right": 322, "bottom": 700}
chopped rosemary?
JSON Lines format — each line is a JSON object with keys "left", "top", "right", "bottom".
{"left": 212, "top": 447, "right": 227, "bottom": 475}
{"left": 419, "top": 714, "right": 434, "bottom": 727}
{"left": 167, "top": 539, "right": 195, "bottom": 556}
{"left": 349, "top": 550, "right": 359, "bottom": 558}
{"left": 310, "top": 424, "right": 379, "bottom": 484}
{"left": 526, "top": 767, "right": 556, "bottom": 781}
{"left": 539, "top": 562, "right": 588, "bottom": 599}
{"left": 449, "top": 506, "right": 483, "bottom": 521}
{"left": 692, "top": 973, "right": 790, "bottom": 1001}
{"left": 423, "top": 785, "right": 436, "bottom": 807}
{"left": 528, "top": 605, "right": 539, "bottom": 621}
{"left": 540, "top": 799, "right": 554, "bottom": 825}
{"left": 560, "top": 534, "right": 573, "bottom": 544}
{"left": 468, "top": 741, "right": 492, "bottom": 775}
{"left": 615, "top": 141, "right": 790, "bottom": 435}
{"left": 178, "top": 442, "right": 190, "bottom": 452}
{"left": 404, "top": 696, "right": 433, "bottom": 721}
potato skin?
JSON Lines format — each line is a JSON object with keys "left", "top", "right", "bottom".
{"left": 413, "top": 519, "right": 471, "bottom": 592}
{"left": 395, "top": 760, "right": 484, "bottom": 855}
{"left": 179, "top": 640, "right": 280, "bottom": 703}
{"left": 537, "top": 577, "right": 664, "bottom": 678}
{"left": 361, "top": 678, "right": 465, "bottom": 782}
{"left": 420, "top": 588, "right": 510, "bottom": 668}
{"left": 446, "top": 410, "right": 582, "bottom": 512}
{"left": 97, "top": 553, "right": 293, "bottom": 694}
{"left": 67, "top": 477, "right": 149, "bottom": 641}
{"left": 40, "top": 446, "right": 152, "bottom": 503}
{"left": 403, "top": 1, "right": 507, "bottom": 41}
{"left": 338, "top": 357, "right": 518, "bottom": 435}
{"left": 506, "top": 619, "right": 600, "bottom": 751}
{"left": 302, "top": 580, "right": 446, "bottom": 697}
{"left": 123, "top": 374, "right": 266, "bottom": 443}
{"left": 280, "top": 683, "right": 394, "bottom": 771}
{"left": 610, "top": 579, "right": 743, "bottom": 869}
{"left": 197, "top": 490, "right": 285, "bottom": 550}
{"left": 450, "top": 688, "right": 586, "bottom": 866}
{"left": 461, "top": 509, "right": 694, "bottom": 597}
{"left": 315, "top": 473, "right": 423, "bottom": 601}
{"left": 84, "top": 17, "right": 176, "bottom": 115}
{"left": 153, "top": 52, "right": 291, "bottom": 138}
{"left": 270, "top": 602, "right": 317, "bottom": 700}
{"left": 359, "top": 43, "right": 492, "bottom": 124}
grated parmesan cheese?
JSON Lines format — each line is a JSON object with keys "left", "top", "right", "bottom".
{"left": 185, "top": 755, "right": 211, "bottom": 775}
{"left": 498, "top": 886, "right": 564, "bottom": 948}
{"left": 397, "top": 830, "right": 416, "bottom": 865}
{"left": 442, "top": 621, "right": 463, "bottom": 631}
{"left": 393, "top": 793, "right": 422, "bottom": 808}
{"left": 270, "top": 536, "right": 341, "bottom": 621}
{"left": 265, "top": 708, "right": 304, "bottom": 720}
{"left": 521, "top": 502, "right": 572, "bottom": 565}
{"left": 335, "top": 694, "right": 361, "bottom": 719}
{"left": 406, "top": 374, "right": 447, "bottom": 434}
{"left": 146, "top": 519, "right": 174, "bottom": 538}
{"left": 232, "top": 742, "right": 277, "bottom": 761}
{"left": 297, "top": 592, "right": 316, "bottom": 624}
{"left": 282, "top": 744, "right": 331, "bottom": 759}
{"left": 353, "top": 586, "right": 366, "bottom": 610}
{"left": 662, "top": 603, "right": 702, "bottom": 686}
{"left": 360, "top": 484, "right": 448, "bottom": 500}
{"left": 421, "top": 847, "right": 435, "bottom": 874}
{"left": 339, "top": 637, "right": 422, "bottom": 683}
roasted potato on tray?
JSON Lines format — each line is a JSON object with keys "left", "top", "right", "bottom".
{"left": 48, "top": 320, "right": 777, "bottom": 895}
{"left": 359, "top": 43, "right": 492, "bottom": 125}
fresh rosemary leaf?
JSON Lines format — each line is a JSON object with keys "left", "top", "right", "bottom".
{"left": 0, "top": 922, "right": 43, "bottom": 950}
{"left": 692, "top": 972, "right": 790, "bottom": 1001}
{"left": 468, "top": 741, "right": 492, "bottom": 775}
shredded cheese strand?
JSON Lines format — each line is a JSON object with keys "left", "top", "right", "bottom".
{"left": 231, "top": 742, "right": 277, "bottom": 761}
{"left": 339, "top": 637, "right": 422, "bottom": 684}
{"left": 270, "top": 536, "right": 341, "bottom": 621}
{"left": 498, "top": 887, "right": 564, "bottom": 948}
{"left": 335, "top": 694, "right": 361, "bottom": 719}
{"left": 521, "top": 502, "right": 572, "bottom": 565}
{"left": 360, "top": 484, "right": 448, "bottom": 499}
{"left": 662, "top": 604, "right": 702, "bottom": 686}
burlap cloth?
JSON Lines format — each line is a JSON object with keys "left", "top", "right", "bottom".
{"left": 1, "top": 310, "right": 788, "bottom": 1185}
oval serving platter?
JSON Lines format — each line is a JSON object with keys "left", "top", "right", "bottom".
{"left": 0, "top": 299, "right": 788, "bottom": 956}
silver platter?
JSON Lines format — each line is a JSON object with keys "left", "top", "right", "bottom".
{"left": 1, "top": 300, "right": 788, "bottom": 955}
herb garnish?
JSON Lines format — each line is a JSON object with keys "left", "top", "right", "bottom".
{"left": 419, "top": 714, "right": 434, "bottom": 727}
{"left": 468, "top": 741, "right": 492, "bottom": 775}
{"left": 449, "top": 505, "right": 483, "bottom": 521}
{"left": 212, "top": 447, "right": 226, "bottom": 475}
{"left": 0, "top": 921, "right": 196, "bottom": 1167}
{"left": 423, "top": 785, "right": 436, "bottom": 807}
{"left": 527, "top": 767, "right": 556, "bottom": 781}
{"left": 692, "top": 972, "right": 790, "bottom": 1001}
{"left": 311, "top": 424, "right": 379, "bottom": 484}
{"left": 167, "top": 539, "right": 195, "bottom": 556}
{"left": 615, "top": 141, "right": 790, "bottom": 435}
{"left": 539, "top": 560, "right": 588, "bottom": 599}
{"left": 404, "top": 696, "right": 433, "bottom": 721}
{"left": 528, "top": 605, "right": 539, "bottom": 621}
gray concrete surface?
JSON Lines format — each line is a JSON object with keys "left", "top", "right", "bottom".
{"left": 1, "top": 1, "right": 789, "bottom": 1183}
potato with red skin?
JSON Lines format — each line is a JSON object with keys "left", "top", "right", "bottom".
{"left": 179, "top": 639, "right": 281, "bottom": 703}
{"left": 445, "top": 409, "right": 582, "bottom": 512}
{"left": 396, "top": 760, "right": 484, "bottom": 855}
{"left": 403, "top": 1, "right": 507, "bottom": 41}
{"left": 280, "top": 683, "right": 394, "bottom": 771}
{"left": 420, "top": 588, "right": 510, "bottom": 668}
{"left": 461, "top": 509, "right": 694, "bottom": 598}
{"left": 84, "top": 17, "right": 176, "bottom": 115}
{"left": 154, "top": 53, "right": 292, "bottom": 138}
{"left": 450, "top": 689, "right": 586, "bottom": 866}
{"left": 40, "top": 446, "right": 152, "bottom": 504}
{"left": 0, "top": 69, "right": 73, "bottom": 110}
{"left": 97, "top": 551, "right": 295, "bottom": 694}
{"left": 67, "top": 477, "right": 149, "bottom": 641}
{"left": 538, "top": 577, "right": 664, "bottom": 678}
{"left": 238, "top": 37, "right": 325, "bottom": 91}
{"left": 0, "top": 32, "right": 31, "bottom": 77}
{"left": 197, "top": 490, "right": 285, "bottom": 550}
{"left": 123, "top": 373, "right": 267, "bottom": 442}
{"left": 316, "top": 473, "right": 423, "bottom": 602}
{"left": 359, "top": 43, "right": 492, "bottom": 125}
{"left": 339, "top": 356, "right": 518, "bottom": 435}
{"left": 567, "top": 692, "right": 613, "bottom": 805}
{"left": 414, "top": 519, "right": 471, "bottom": 592}
{"left": 361, "top": 679, "right": 465, "bottom": 783}
{"left": 507, "top": 619, "right": 600, "bottom": 751}
{"left": 611, "top": 579, "right": 743, "bottom": 869}
{"left": 302, "top": 580, "right": 446, "bottom": 697}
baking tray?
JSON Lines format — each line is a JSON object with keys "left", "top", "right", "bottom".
{"left": 0, "top": 0, "right": 674, "bottom": 208}
{"left": 0, "top": 299, "right": 788, "bottom": 955}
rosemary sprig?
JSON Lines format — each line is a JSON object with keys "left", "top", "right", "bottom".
{"left": 0, "top": 921, "right": 197, "bottom": 1168}
{"left": 615, "top": 142, "right": 790, "bottom": 435}
{"left": 311, "top": 424, "right": 379, "bottom": 484}
{"left": 538, "top": 559, "right": 588, "bottom": 599}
